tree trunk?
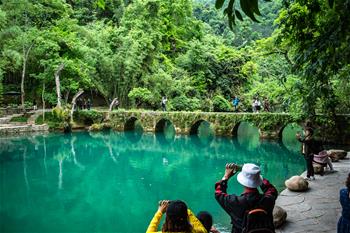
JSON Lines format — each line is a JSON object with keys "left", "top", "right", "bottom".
{"left": 107, "top": 97, "right": 119, "bottom": 120}
{"left": 70, "top": 89, "right": 84, "bottom": 122}
{"left": 42, "top": 83, "right": 45, "bottom": 121}
{"left": 54, "top": 63, "right": 65, "bottom": 108}
{"left": 21, "top": 44, "right": 33, "bottom": 112}
{"left": 65, "top": 90, "right": 70, "bottom": 104}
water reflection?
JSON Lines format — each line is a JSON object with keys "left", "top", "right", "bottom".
{"left": 237, "top": 122, "right": 260, "bottom": 150}
{"left": 282, "top": 123, "right": 303, "bottom": 153}
{"left": 0, "top": 129, "right": 304, "bottom": 233}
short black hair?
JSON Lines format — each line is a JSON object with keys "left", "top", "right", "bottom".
{"left": 346, "top": 173, "right": 350, "bottom": 191}
{"left": 305, "top": 127, "right": 314, "bottom": 136}
{"left": 196, "top": 211, "right": 213, "bottom": 232}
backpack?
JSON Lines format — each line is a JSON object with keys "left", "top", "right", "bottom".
{"left": 241, "top": 206, "right": 275, "bottom": 233}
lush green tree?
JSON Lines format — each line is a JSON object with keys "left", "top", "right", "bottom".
{"left": 275, "top": 0, "right": 350, "bottom": 116}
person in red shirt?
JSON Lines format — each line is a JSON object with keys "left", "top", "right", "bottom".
{"left": 215, "top": 163, "right": 278, "bottom": 233}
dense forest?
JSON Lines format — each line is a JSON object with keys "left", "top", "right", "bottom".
{"left": 0, "top": 0, "right": 349, "bottom": 117}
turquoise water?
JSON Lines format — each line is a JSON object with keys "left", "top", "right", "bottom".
{"left": 0, "top": 123, "right": 304, "bottom": 232}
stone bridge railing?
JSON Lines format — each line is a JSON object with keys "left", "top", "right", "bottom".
{"left": 108, "top": 111, "right": 298, "bottom": 140}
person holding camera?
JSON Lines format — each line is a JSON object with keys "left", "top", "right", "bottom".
{"left": 146, "top": 200, "right": 206, "bottom": 233}
{"left": 296, "top": 127, "right": 318, "bottom": 181}
{"left": 214, "top": 163, "right": 278, "bottom": 233}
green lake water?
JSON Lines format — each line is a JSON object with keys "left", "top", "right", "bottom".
{"left": 0, "top": 123, "right": 305, "bottom": 232}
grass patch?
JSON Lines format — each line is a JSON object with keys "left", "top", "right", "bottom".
{"left": 10, "top": 116, "right": 28, "bottom": 123}
{"left": 35, "top": 112, "right": 62, "bottom": 129}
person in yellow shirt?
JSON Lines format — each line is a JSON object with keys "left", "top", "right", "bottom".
{"left": 146, "top": 200, "right": 207, "bottom": 233}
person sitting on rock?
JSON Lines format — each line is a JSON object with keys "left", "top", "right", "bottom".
{"left": 146, "top": 200, "right": 206, "bottom": 233}
{"left": 313, "top": 150, "right": 334, "bottom": 173}
{"left": 215, "top": 163, "right": 278, "bottom": 233}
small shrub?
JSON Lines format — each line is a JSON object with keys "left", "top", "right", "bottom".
{"left": 212, "top": 95, "right": 232, "bottom": 112}
{"left": 74, "top": 110, "right": 104, "bottom": 126}
{"left": 128, "top": 87, "right": 155, "bottom": 108}
{"left": 170, "top": 96, "right": 201, "bottom": 111}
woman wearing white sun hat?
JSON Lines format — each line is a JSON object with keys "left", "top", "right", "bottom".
{"left": 215, "top": 163, "right": 278, "bottom": 233}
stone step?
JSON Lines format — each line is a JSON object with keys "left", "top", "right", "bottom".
{"left": 0, "top": 124, "right": 49, "bottom": 135}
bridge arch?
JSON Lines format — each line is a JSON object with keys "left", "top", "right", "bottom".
{"left": 124, "top": 117, "right": 143, "bottom": 131}
{"left": 231, "top": 121, "right": 259, "bottom": 137}
{"left": 278, "top": 122, "right": 303, "bottom": 139}
{"left": 190, "top": 120, "right": 213, "bottom": 135}
{"left": 155, "top": 118, "right": 175, "bottom": 133}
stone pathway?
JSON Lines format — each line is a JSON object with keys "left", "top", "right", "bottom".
{"left": 276, "top": 156, "right": 350, "bottom": 233}
{"left": 0, "top": 111, "right": 49, "bottom": 135}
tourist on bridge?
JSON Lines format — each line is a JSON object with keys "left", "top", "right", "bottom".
{"left": 254, "top": 98, "right": 262, "bottom": 113}
{"left": 215, "top": 163, "right": 277, "bottom": 233}
{"left": 161, "top": 96, "right": 167, "bottom": 112}
{"left": 337, "top": 173, "right": 350, "bottom": 233}
{"left": 232, "top": 96, "right": 240, "bottom": 112}
{"left": 263, "top": 97, "right": 270, "bottom": 112}
{"left": 146, "top": 200, "right": 206, "bottom": 233}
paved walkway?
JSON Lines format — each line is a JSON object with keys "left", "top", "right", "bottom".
{"left": 276, "top": 155, "right": 350, "bottom": 233}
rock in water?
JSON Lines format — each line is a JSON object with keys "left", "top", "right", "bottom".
{"left": 285, "top": 176, "right": 309, "bottom": 192}
{"left": 273, "top": 205, "right": 287, "bottom": 228}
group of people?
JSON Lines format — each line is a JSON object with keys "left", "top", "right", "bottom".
{"left": 296, "top": 126, "right": 334, "bottom": 180}
{"left": 231, "top": 96, "right": 271, "bottom": 113}
{"left": 76, "top": 98, "right": 92, "bottom": 110}
{"left": 146, "top": 163, "right": 278, "bottom": 233}
{"left": 252, "top": 97, "right": 270, "bottom": 113}
{"left": 296, "top": 125, "right": 350, "bottom": 233}
{"left": 145, "top": 125, "right": 350, "bottom": 233}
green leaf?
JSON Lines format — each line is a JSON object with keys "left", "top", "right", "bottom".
{"left": 215, "top": 0, "right": 226, "bottom": 9}
{"left": 235, "top": 10, "right": 243, "bottom": 21}
{"left": 96, "top": 0, "right": 105, "bottom": 10}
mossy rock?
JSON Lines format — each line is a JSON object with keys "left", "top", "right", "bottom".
{"left": 89, "top": 123, "right": 111, "bottom": 131}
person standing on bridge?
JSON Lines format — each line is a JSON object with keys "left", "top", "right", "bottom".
{"left": 161, "top": 96, "right": 167, "bottom": 112}
{"left": 232, "top": 96, "right": 240, "bottom": 112}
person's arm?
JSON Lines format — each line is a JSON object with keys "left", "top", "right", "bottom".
{"left": 187, "top": 209, "right": 207, "bottom": 233}
{"left": 260, "top": 178, "right": 278, "bottom": 200}
{"left": 146, "top": 210, "right": 163, "bottom": 233}
{"left": 215, "top": 164, "right": 240, "bottom": 214}
{"left": 146, "top": 200, "right": 169, "bottom": 233}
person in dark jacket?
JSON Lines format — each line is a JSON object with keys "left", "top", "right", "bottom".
{"left": 337, "top": 173, "right": 350, "bottom": 233}
{"left": 296, "top": 127, "right": 317, "bottom": 180}
{"left": 215, "top": 163, "right": 278, "bottom": 233}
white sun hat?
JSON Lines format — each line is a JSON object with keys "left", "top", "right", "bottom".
{"left": 237, "top": 163, "right": 263, "bottom": 188}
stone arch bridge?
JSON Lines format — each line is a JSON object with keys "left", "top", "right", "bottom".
{"left": 108, "top": 111, "right": 300, "bottom": 140}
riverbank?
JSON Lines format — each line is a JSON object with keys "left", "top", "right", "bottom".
{"left": 276, "top": 155, "right": 350, "bottom": 233}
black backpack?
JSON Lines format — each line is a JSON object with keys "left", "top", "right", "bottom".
{"left": 241, "top": 203, "right": 275, "bottom": 233}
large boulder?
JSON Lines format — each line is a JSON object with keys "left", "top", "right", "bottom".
{"left": 328, "top": 149, "right": 347, "bottom": 161}
{"left": 273, "top": 205, "right": 287, "bottom": 228}
{"left": 285, "top": 176, "right": 309, "bottom": 192}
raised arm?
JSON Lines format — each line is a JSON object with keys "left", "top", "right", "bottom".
{"left": 260, "top": 178, "right": 278, "bottom": 200}
{"left": 146, "top": 210, "right": 162, "bottom": 233}
{"left": 187, "top": 209, "right": 207, "bottom": 233}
